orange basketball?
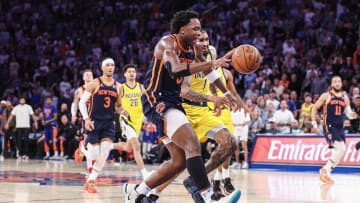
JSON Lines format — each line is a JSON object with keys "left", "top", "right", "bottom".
{"left": 232, "top": 44, "right": 261, "bottom": 74}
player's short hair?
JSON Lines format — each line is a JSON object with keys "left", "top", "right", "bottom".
{"left": 83, "top": 69, "right": 92, "bottom": 74}
{"left": 46, "top": 96, "right": 52, "bottom": 100}
{"left": 170, "top": 10, "right": 199, "bottom": 34}
{"left": 123, "top": 64, "right": 137, "bottom": 73}
{"left": 331, "top": 75, "right": 342, "bottom": 82}
{"left": 200, "top": 29, "right": 207, "bottom": 34}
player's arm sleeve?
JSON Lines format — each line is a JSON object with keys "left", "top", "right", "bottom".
{"left": 71, "top": 102, "right": 77, "bottom": 117}
{"left": 79, "top": 91, "right": 91, "bottom": 120}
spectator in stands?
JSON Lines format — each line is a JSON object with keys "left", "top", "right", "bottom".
{"left": 1, "top": 101, "right": 15, "bottom": 158}
{"left": 257, "top": 97, "right": 267, "bottom": 120}
{"left": 288, "top": 73, "right": 301, "bottom": 94}
{"left": 281, "top": 90, "right": 296, "bottom": 112}
{"left": 274, "top": 100, "right": 295, "bottom": 134}
{"left": 300, "top": 94, "right": 314, "bottom": 125}
{"left": 57, "top": 114, "right": 80, "bottom": 160}
{"left": 290, "top": 91, "right": 302, "bottom": 119}
{"left": 244, "top": 82, "right": 259, "bottom": 99}
{"left": 273, "top": 78, "right": 285, "bottom": 99}
{"left": 5, "top": 98, "right": 37, "bottom": 159}
{"left": 266, "top": 90, "right": 280, "bottom": 109}
{"left": 353, "top": 44, "right": 360, "bottom": 65}
{"left": 279, "top": 73, "right": 290, "bottom": 88}
{"left": 141, "top": 118, "right": 158, "bottom": 160}
{"left": 260, "top": 79, "right": 272, "bottom": 95}
{"left": 58, "top": 103, "right": 70, "bottom": 124}
{"left": 265, "top": 117, "right": 278, "bottom": 134}
{"left": 350, "top": 95, "right": 360, "bottom": 133}
{"left": 0, "top": 100, "right": 5, "bottom": 161}
{"left": 231, "top": 105, "right": 251, "bottom": 169}
{"left": 249, "top": 109, "right": 264, "bottom": 139}
{"left": 311, "top": 70, "right": 328, "bottom": 95}
{"left": 290, "top": 120, "right": 301, "bottom": 134}
{"left": 263, "top": 103, "right": 275, "bottom": 124}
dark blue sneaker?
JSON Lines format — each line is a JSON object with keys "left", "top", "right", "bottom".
{"left": 183, "top": 176, "right": 205, "bottom": 203}
{"left": 141, "top": 194, "right": 159, "bottom": 203}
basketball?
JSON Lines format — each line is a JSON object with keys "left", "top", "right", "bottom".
{"left": 232, "top": 44, "right": 261, "bottom": 74}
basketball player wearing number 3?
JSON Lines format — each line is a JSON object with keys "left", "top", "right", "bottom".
{"left": 311, "top": 76, "right": 356, "bottom": 184}
{"left": 78, "top": 58, "right": 123, "bottom": 193}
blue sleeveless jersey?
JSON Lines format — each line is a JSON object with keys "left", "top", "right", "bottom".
{"left": 89, "top": 77, "right": 119, "bottom": 120}
{"left": 142, "top": 34, "right": 197, "bottom": 112}
{"left": 323, "top": 91, "right": 345, "bottom": 129}
{"left": 43, "top": 105, "right": 57, "bottom": 127}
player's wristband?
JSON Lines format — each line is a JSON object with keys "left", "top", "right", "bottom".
{"left": 311, "top": 121, "right": 318, "bottom": 128}
{"left": 205, "top": 69, "right": 221, "bottom": 83}
{"left": 224, "top": 91, "right": 231, "bottom": 96}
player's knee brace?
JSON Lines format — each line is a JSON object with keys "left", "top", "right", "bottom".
{"left": 86, "top": 143, "right": 99, "bottom": 161}
{"left": 332, "top": 141, "right": 346, "bottom": 164}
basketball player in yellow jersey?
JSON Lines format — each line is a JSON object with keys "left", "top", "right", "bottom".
{"left": 112, "top": 64, "right": 150, "bottom": 178}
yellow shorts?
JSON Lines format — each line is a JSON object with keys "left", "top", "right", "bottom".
{"left": 217, "top": 108, "right": 234, "bottom": 134}
{"left": 182, "top": 103, "right": 225, "bottom": 143}
{"left": 119, "top": 115, "right": 143, "bottom": 138}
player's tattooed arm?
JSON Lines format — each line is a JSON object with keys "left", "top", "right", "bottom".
{"left": 180, "top": 76, "right": 211, "bottom": 102}
{"left": 209, "top": 83, "right": 218, "bottom": 96}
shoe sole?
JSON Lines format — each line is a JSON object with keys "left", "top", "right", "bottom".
{"left": 229, "top": 190, "right": 241, "bottom": 203}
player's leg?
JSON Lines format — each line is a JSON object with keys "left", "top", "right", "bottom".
{"left": 43, "top": 129, "right": 51, "bottom": 159}
{"left": 241, "top": 140, "right": 249, "bottom": 169}
{"left": 50, "top": 128, "right": 59, "bottom": 159}
{"left": 320, "top": 128, "right": 346, "bottom": 184}
{"left": 205, "top": 128, "right": 237, "bottom": 173}
{"left": 125, "top": 108, "right": 212, "bottom": 202}
{"left": 129, "top": 137, "right": 150, "bottom": 177}
{"left": 84, "top": 142, "right": 100, "bottom": 193}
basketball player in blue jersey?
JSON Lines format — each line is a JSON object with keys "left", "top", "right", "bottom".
{"left": 42, "top": 97, "right": 58, "bottom": 160}
{"left": 123, "top": 10, "right": 242, "bottom": 203}
{"left": 312, "top": 76, "right": 356, "bottom": 184}
{"left": 78, "top": 58, "right": 122, "bottom": 193}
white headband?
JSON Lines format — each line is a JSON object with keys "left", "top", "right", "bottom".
{"left": 101, "top": 58, "right": 115, "bottom": 67}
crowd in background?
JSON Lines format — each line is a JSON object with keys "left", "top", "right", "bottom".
{"left": 0, "top": 0, "right": 360, "bottom": 163}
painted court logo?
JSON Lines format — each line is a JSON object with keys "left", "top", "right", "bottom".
{"left": 0, "top": 171, "right": 142, "bottom": 186}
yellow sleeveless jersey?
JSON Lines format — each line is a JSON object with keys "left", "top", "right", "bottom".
{"left": 207, "top": 58, "right": 234, "bottom": 134}
{"left": 300, "top": 103, "right": 314, "bottom": 124}
{"left": 121, "top": 82, "right": 144, "bottom": 135}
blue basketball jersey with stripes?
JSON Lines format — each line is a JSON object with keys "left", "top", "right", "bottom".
{"left": 142, "top": 34, "right": 197, "bottom": 110}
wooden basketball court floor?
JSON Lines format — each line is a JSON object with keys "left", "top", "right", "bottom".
{"left": 1, "top": 159, "right": 360, "bottom": 203}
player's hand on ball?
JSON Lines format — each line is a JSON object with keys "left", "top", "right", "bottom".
{"left": 212, "top": 58, "right": 231, "bottom": 68}
{"left": 85, "top": 119, "right": 94, "bottom": 131}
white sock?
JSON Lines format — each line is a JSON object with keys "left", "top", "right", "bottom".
{"left": 87, "top": 159, "right": 94, "bottom": 169}
{"left": 46, "top": 152, "right": 50, "bottom": 156}
{"left": 149, "top": 188, "right": 160, "bottom": 196}
{"left": 214, "top": 169, "right": 222, "bottom": 181}
{"left": 60, "top": 151, "right": 64, "bottom": 157}
{"left": 200, "top": 188, "right": 213, "bottom": 203}
{"left": 136, "top": 182, "right": 151, "bottom": 195}
{"left": 222, "top": 167, "right": 230, "bottom": 179}
{"left": 88, "top": 168, "right": 100, "bottom": 182}
{"left": 54, "top": 151, "right": 59, "bottom": 156}
{"left": 141, "top": 168, "right": 148, "bottom": 177}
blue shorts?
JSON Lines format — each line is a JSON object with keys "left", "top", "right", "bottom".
{"left": 86, "top": 119, "right": 115, "bottom": 144}
{"left": 141, "top": 95, "right": 184, "bottom": 142}
{"left": 324, "top": 125, "right": 345, "bottom": 148}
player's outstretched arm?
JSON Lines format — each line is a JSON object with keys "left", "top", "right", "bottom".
{"left": 223, "top": 68, "right": 248, "bottom": 113}
{"left": 157, "top": 36, "right": 231, "bottom": 78}
{"left": 311, "top": 93, "right": 328, "bottom": 129}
